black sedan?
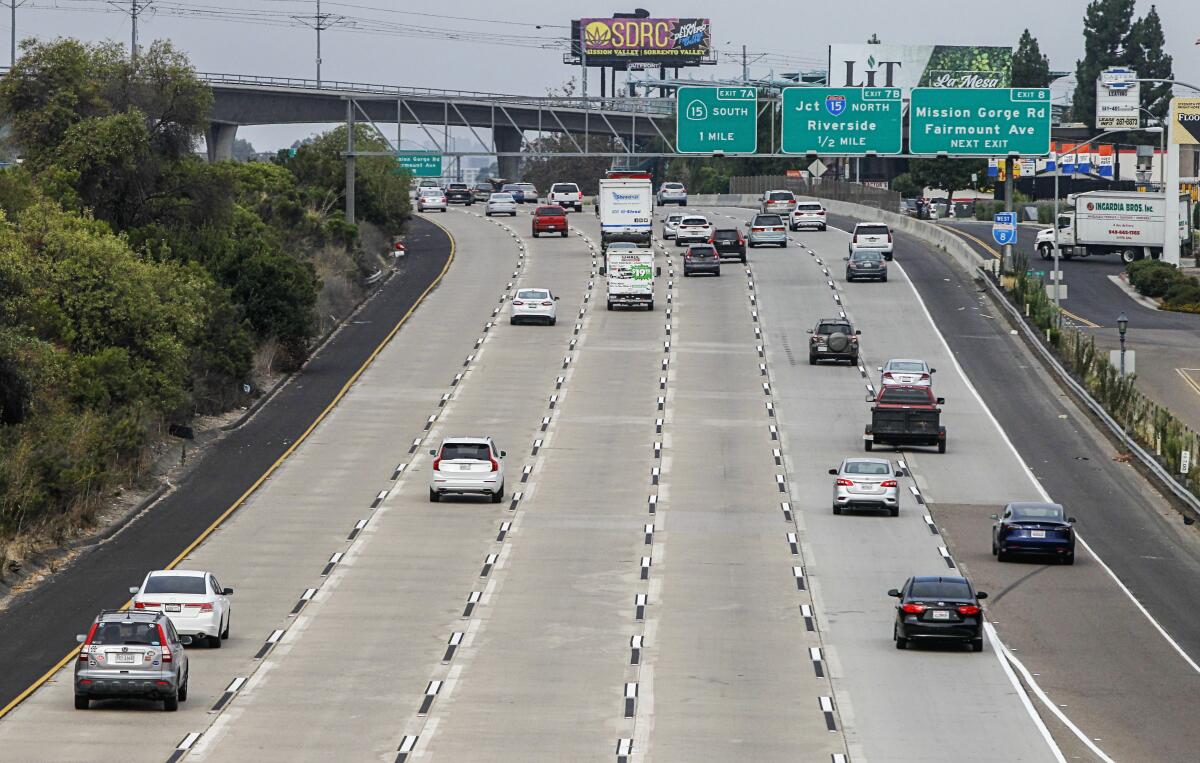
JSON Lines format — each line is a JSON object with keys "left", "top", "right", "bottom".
{"left": 992, "top": 501, "right": 1076, "bottom": 564}
{"left": 889, "top": 576, "right": 987, "bottom": 652}
{"left": 683, "top": 244, "right": 721, "bottom": 277}
{"left": 710, "top": 228, "right": 746, "bottom": 262}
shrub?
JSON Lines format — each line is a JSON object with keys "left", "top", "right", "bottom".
{"left": 1164, "top": 280, "right": 1200, "bottom": 311}
{"left": 1127, "top": 260, "right": 1181, "bottom": 298}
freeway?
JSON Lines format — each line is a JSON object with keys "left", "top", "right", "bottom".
{"left": 2, "top": 198, "right": 1199, "bottom": 762}
{"left": 945, "top": 219, "right": 1200, "bottom": 434}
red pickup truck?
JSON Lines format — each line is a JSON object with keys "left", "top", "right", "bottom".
{"left": 864, "top": 385, "right": 946, "bottom": 453}
{"left": 532, "top": 205, "right": 569, "bottom": 238}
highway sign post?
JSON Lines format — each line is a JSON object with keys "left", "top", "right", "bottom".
{"left": 676, "top": 86, "right": 757, "bottom": 154}
{"left": 780, "top": 87, "right": 902, "bottom": 155}
{"left": 992, "top": 212, "right": 1017, "bottom": 246}
{"left": 396, "top": 152, "right": 443, "bottom": 177}
{"left": 909, "top": 88, "right": 1051, "bottom": 156}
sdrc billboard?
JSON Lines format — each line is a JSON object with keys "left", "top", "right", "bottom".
{"left": 580, "top": 18, "right": 711, "bottom": 61}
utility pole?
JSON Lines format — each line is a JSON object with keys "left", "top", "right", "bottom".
{"left": 6, "top": 1, "right": 25, "bottom": 68}
{"left": 293, "top": 0, "right": 345, "bottom": 88}
{"left": 742, "top": 44, "right": 748, "bottom": 82}
{"left": 109, "top": 0, "right": 154, "bottom": 63}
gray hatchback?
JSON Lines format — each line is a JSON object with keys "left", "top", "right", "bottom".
{"left": 75, "top": 610, "right": 190, "bottom": 711}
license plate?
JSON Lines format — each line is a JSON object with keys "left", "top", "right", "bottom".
{"left": 1031, "top": 530, "right": 1046, "bottom": 538}
{"left": 459, "top": 464, "right": 473, "bottom": 471}
{"left": 165, "top": 604, "right": 181, "bottom": 612}
{"left": 931, "top": 611, "right": 950, "bottom": 620}
{"left": 114, "top": 653, "right": 136, "bottom": 664}
{"left": 546, "top": 226, "right": 556, "bottom": 229}
{"left": 817, "top": 345, "right": 828, "bottom": 351}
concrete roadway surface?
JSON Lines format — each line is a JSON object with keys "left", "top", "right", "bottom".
{"left": 945, "top": 219, "right": 1200, "bottom": 433}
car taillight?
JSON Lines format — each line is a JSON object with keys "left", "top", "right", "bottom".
{"left": 134, "top": 602, "right": 160, "bottom": 609}
{"left": 512, "top": 300, "right": 525, "bottom": 306}
{"left": 186, "top": 603, "right": 214, "bottom": 611}
{"left": 157, "top": 624, "right": 173, "bottom": 662}
{"left": 488, "top": 455, "right": 499, "bottom": 472}
{"left": 432, "top": 453, "right": 442, "bottom": 471}
{"left": 817, "top": 210, "right": 825, "bottom": 215}
{"left": 957, "top": 605, "right": 981, "bottom": 616}
{"left": 887, "top": 233, "right": 893, "bottom": 243}
{"left": 901, "top": 603, "right": 926, "bottom": 614}
{"left": 752, "top": 228, "right": 763, "bottom": 232}
{"left": 920, "top": 373, "right": 929, "bottom": 381}
{"left": 78, "top": 622, "right": 98, "bottom": 660}
{"left": 881, "top": 480, "right": 898, "bottom": 488}
{"left": 835, "top": 478, "right": 854, "bottom": 486}
{"left": 577, "top": 192, "right": 583, "bottom": 198}
{"left": 811, "top": 336, "right": 820, "bottom": 343}
{"left": 882, "top": 372, "right": 893, "bottom": 381}
{"left": 541, "top": 301, "right": 553, "bottom": 306}
{"left": 850, "top": 336, "right": 859, "bottom": 343}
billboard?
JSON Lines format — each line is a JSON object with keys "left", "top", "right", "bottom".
{"left": 827, "top": 44, "right": 1013, "bottom": 97}
{"left": 580, "top": 18, "right": 711, "bottom": 61}
{"left": 1172, "top": 98, "right": 1200, "bottom": 145}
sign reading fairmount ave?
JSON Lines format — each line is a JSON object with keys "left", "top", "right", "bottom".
{"left": 676, "top": 86, "right": 757, "bottom": 154}
{"left": 781, "top": 88, "right": 902, "bottom": 155}
{"left": 909, "top": 88, "right": 1051, "bottom": 156}
{"left": 395, "top": 152, "right": 442, "bottom": 177}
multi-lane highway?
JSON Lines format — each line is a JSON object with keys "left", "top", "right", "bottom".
{"left": 1, "top": 199, "right": 1200, "bottom": 762}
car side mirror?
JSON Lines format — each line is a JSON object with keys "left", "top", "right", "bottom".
{"left": 1068, "top": 517, "right": 1077, "bottom": 523}
{"left": 843, "top": 256, "right": 850, "bottom": 261}
{"left": 179, "top": 635, "right": 194, "bottom": 646}
{"left": 129, "top": 586, "right": 140, "bottom": 595}
{"left": 865, "top": 393, "right": 875, "bottom": 402}
{"left": 895, "top": 470, "right": 903, "bottom": 477}
{"left": 828, "top": 468, "right": 838, "bottom": 475}
{"left": 936, "top": 397, "right": 945, "bottom": 405}
{"left": 854, "top": 330, "right": 862, "bottom": 335}
{"left": 554, "top": 296, "right": 560, "bottom": 301}
{"left": 887, "top": 589, "right": 901, "bottom": 598}
{"left": 429, "top": 449, "right": 437, "bottom": 456}
{"left": 930, "top": 368, "right": 936, "bottom": 373}
{"left": 222, "top": 588, "right": 234, "bottom": 596}
{"left": 500, "top": 450, "right": 507, "bottom": 458}
{"left": 975, "top": 592, "right": 988, "bottom": 600}
{"left": 657, "top": 266, "right": 662, "bottom": 276}
{"left": 805, "top": 328, "right": 814, "bottom": 334}
{"left": 877, "top": 367, "right": 883, "bottom": 372}
{"left": 76, "top": 634, "right": 86, "bottom": 643}
{"left": 989, "top": 514, "right": 999, "bottom": 520}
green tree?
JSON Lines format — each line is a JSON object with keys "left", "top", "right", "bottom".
{"left": 907, "top": 158, "right": 987, "bottom": 206}
{"left": 1126, "top": 5, "right": 1174, "bottom": 124}
{"left": 1072, "top": 0, "right": 1136, "bottom": 127}
{"left": 232, "top": 138, "right": 257, "bottom": 162}
{"left": 890, "top": 172, "right": 923, "bottom": 198}
{"left": 522, "top": 133, "right": 621, "bottom": 196}
{"left": 1012, "top": 30, "right": 1051, "bottom": 88}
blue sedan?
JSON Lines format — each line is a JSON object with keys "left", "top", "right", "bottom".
{"left": 991, "top": 501, "right": 1076, "bottom": 564}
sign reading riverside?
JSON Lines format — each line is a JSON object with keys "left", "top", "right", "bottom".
{"left": 781, "top": 87, "right": 902, "bottom": 155}
{"left": 909, "top": 88, "right": 1050, "bottom": 156}
{"left": 676, "top": 86, "right": 757, "bottom": 154}
{"left": 581, "top": 18, "right": 710, "bottom": 60}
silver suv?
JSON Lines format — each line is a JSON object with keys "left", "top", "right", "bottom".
{"left": 75, "top": 610, "right": 190, "bottom": 711}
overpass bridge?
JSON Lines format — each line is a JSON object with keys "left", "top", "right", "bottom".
{"left": 202, "top": 73, "right": 675, "bottom": 178}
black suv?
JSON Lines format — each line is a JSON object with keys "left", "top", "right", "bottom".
{"left": 807, "top": 318, "right": 860, "bottom": 365}
{"left": 710, "top": 228, "right": 746, "bottom": 262}
{"left": 445, "top": 183, "right": 473, "bottom": 205}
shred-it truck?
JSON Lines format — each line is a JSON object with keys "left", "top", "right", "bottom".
{"left": 1036, "top": 190, "right": 1190, "bottom": 264}
{"left": 597, "top": 172, "right": 654, "bottom": 252}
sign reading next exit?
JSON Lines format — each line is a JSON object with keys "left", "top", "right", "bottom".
{"left": 781, "top": 87, "right": 902, "bottom": 155}
{"left": 909, "top": 88, "right": 1051, "bottom": 156}
{"left": 396, "top": 152, "right": 442, "bottom": 177}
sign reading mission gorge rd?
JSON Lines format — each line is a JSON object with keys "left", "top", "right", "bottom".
{"left": 781, "top": 87, "right": 902, "bottom": 155}
{"left": 909, "top": 88, "right": 1051, "bottom": 156}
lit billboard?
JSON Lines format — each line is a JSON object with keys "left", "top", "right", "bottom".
{"left": 827, "top": 44, "right": 1013, "bottom": 97}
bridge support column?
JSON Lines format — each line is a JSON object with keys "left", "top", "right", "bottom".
{"left": 494, "top": 125, "right": 524, "bottom": 181}
{"left": 206, "top": 122, "right": 238, "bottom": 162}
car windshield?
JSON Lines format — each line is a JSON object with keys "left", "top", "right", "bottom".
{"left": 681, "top": 217, "right": 707, "bottom": 226}
{"left": 551, "top": 184, "right": 578, "bottom": 193}
{"left": 517, "top": 290, "right": 550, "bottom": 300}
{"left": 535, "top": 207, "right": 564, "bottom": 216}
{"left": 91, "top": 621, "right": 161, "bottom": 645}
{"left": 440, "top": 443, "right": 490, "bottom": 461}
{"left": 844, "top": 461, "right": 890, "bottom": 475}
{"left": 817, "top": 323, "right": 852, "bottom": 335}
{"left": 768, "top": 192, "right": 793, "bottom": 201}
{"left": 857, "top": 224, "right": 890, "bottom": 235}
{"left": 755, "top": 215, "right": 784, "bottom": 226}
{"left": 144, "top": 575, "right": 207, "bottom": 594}
{"left": 888, "top": 361, "right": 926, "bottom": 372}
{"left": 879, "top": 388, "right": 932, "bottom": 404}
{"left": 490, "top": 194, "right": 514, "bottom": 202}
{"left": 909, "top": 580, "right": 973, "bottom": 600}
{"left": 1011, "top": 504, "right": 1065, "bottom": 521}
{"left": 713, "top": 229, "right": 739, "bottom": 240}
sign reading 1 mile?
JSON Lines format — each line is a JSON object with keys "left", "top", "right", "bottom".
{"left": 676, "top": 86, "right": 757, "bottom": 154}
{"left": 781, "top": 87, "right": 902, "bottom": 155}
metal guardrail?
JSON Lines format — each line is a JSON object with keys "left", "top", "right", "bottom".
{"left": 729, "top": 175, "right": 901, "bottom": 211}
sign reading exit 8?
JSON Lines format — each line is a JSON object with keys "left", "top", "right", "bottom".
{"left": 676, "top": 86, "right": 757, "bottom": 154}
{"left": 909, "top": 88, "right": 1051, "bottom": 156}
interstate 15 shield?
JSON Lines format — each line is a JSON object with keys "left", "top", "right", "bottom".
{"left": 825, "top": 95, "right": 847, "bottom": 116}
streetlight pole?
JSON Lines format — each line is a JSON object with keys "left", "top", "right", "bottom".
{"left": 1052, "top": 126, "right": 1163, "bottom": 320}
{"left": 1117, "top": 312, "right": 1129, "bottom": 378}
{"left": 1139, "top": 107, "right": 1166, "bottom": 189}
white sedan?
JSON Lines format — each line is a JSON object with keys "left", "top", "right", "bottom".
{"left": 511, "top": 288, "right": 558, "bottom": 325}
{"left": 486, "top": 192, "right": 518, "bottom": 217}
{"left": 417, "top": 188, "right": 447, "bottom": 213}
{"left": 878, "top": 358, "right": 935, "bottom": 386}
{"left": 130, "top": 570, "right": 233, "bottom": 647}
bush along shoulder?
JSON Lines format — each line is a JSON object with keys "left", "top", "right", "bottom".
{"left": 1126, "top": 259, "right": 1200, "bottom": 313}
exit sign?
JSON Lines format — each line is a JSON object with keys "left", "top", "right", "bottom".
{"left": 676, "top": 86, "right": 758, "bottom": 154}
{"left": 909, "top": 88, "right": 1051, "bottom": 156}
{"left": 396, "top": 152, "right": 442, "bottom": 177}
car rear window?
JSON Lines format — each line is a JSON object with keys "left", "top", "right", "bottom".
{"left": 518, "top": 290, "right": 549, "bottom": 300}
{"left": 910, "top": 580, "right": 973, "bottom": 599}
{"left": 888, "top": 361, "right": 926, "bottom": 372}
{"left": 440, "top": 443, "right": 491, "bottom": 461}
{"left": 490, "top": 194, "right": 514, "bottom": 202}
{"left": 796, "top": 203, "right": 823, "bottom": 211}
{"left": 1011, "top": 504, "right": 1065, "bottom": 521}
{"left": 536, "top": 207, "right": 565, "bottom": 216}
{"left": 551, "top": 184, "right": 579, "bottom": 193}
{"left": 817, "top": 323, "right": 852, "bottom": 335}
{"left": 448, "top": 184, "right": 467, "bottom": 190}
{"left": 681, "top": 217, "right": 708, "bottom": 226}
{"left": 768, "top": 192, "right": 794, "bottom": 201}
{"left": 755, "top": 215, "right": 784, "bottom": 226}
{"left": 689, "top": 245, "right": 717, "bottom": 255}
{"left": 663, "top": 183, "right": 684, "bottom": 190}
{"left": 857, "top": 224, "right": 890, "bottom": 235}
{"left": 845, "top": 461, "right": 890, "bottom": 475}
{"left": 713, "top": 229, "right": 740, "bottom": 240}
{"left": 144, "top": 575, "right": 207, "bottom": 594}
{"left": 879, "top": 388, "right": 932, "bottom": 404}
{"left": 92, "top": 622, "right": 162, "bottom": 645}
{"left": 517, "top": 184, "right": 536, "bottom": 191}
{"left": 852, "top": 251, "right": 883, "bottom": 261}
{"left": 501, "top": 184, "right": 519, "bottom": 191}
{"left": 666, "top": 214, "right": 684, "bottom": 222}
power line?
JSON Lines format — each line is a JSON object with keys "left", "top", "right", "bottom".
{"left": 105, "top": 0, "right": 153, "bottom": 62}
{"left": 290, "top": 0, "right": 347, "bottom": 87}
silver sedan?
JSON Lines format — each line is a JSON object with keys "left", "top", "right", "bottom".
{"left": 829, "top": 458, "right": 901, "bottom": 516}
{"left": 879, "top": 358, "right": 935, "bottom": 386}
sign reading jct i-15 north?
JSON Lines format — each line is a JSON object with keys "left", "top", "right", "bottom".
{"left": 909, "top": 88, "right": 1051, "bottom": 156}
{"left": 676, "top": 86, "right": 757, "bottom": 154}
{"left": 781, "top": 87, "right": 902, "bottom": 155}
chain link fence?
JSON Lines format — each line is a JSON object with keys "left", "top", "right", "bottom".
{"left": 729, "top": 175, "right": 901, "bottom": 211}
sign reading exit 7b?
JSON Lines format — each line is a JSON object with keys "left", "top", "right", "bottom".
{"left": 676, "top": 86, "right": 757, "bottom": 154}
{"left": 781, "top": 87, "right": 902, "bottom": 155}
{"left": 909, "top": 88, "right": 1051, "bottom": 156}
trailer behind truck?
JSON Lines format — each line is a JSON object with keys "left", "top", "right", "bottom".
{"left": 1036, "top": 191, "right": 1190, "bottom": 263}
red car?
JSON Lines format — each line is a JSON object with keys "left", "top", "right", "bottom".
{"left": 532, "top": 205, "right": 569, "bottom": 238}
{"left": 864, "top": 385, "right": 946, "bottom": 454}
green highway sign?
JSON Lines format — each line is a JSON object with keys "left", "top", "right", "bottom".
{"left": 909, "top": 88, "right": 1051, "bottom": 156}
{"left": 781, "top": 87, "right": 902, "bottom": 155}
{"left": 676, "top": 86, "right": 758, "bottom": 154}
{"left": 395, "top": 151, "right": 442, "bottom": 177}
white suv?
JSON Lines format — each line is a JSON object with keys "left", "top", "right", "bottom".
{"left": 548, "top": 182, "right": 583, "bottom": 211}
{"left": 848, "top": 222, "right": 894, "bottom": 259}
{"left": 429, "top": 437, "right": 506, "bottom": 503}
{"left": 674, "top": 215, "right": 713, "bottom": 246}
{"left": 791, "top": 201, "right": 827, "bottom": 231}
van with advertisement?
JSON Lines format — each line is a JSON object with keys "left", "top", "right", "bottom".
{"left": 598, "top": 172, "right": 654, "bottom": 252}
{"left": 1036, "top": 191, "right": 1190, "bottom": 263}
{"left": 606, "top": 247, "right": 656, "bottom": 311}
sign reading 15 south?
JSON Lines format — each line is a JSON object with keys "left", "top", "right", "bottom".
{"left": 909, "top": 88, "right": 1051, "bottom": 156}
{"left": 781, "top": 88, "right": 902, "bottom": 155}
{"left": 676, "top": 86, "right": 757, "bottom": 154}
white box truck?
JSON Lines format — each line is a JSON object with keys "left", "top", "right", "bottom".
{"left": 598, "top": 174, "right": 653, "bottom": 252}
{"left": 1036, "top": 191, "right": 1190, "bottom": 263}
{"left": 606, "top": 248, "right": 655, "bottom": 311}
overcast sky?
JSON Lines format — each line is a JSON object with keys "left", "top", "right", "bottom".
{"left": 13, "top": 0, "right": 1199, "bottom": 150}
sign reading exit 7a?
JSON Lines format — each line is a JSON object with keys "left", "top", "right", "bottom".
{"left": 676, "top": 86, "right": 757, "bottom": 154}
{"left": 909, "top": 88, "right": 1051, "bottom": 156}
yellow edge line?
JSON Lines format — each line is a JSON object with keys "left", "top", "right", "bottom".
{"left": 1176, "top": 368, "right": 1200, "bottom": 398}
{"left": 943, "top": 226, "right": 1101, "bottom": 328}
{"left": 0, "top": 215, "right": 456, "bottom": 721}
